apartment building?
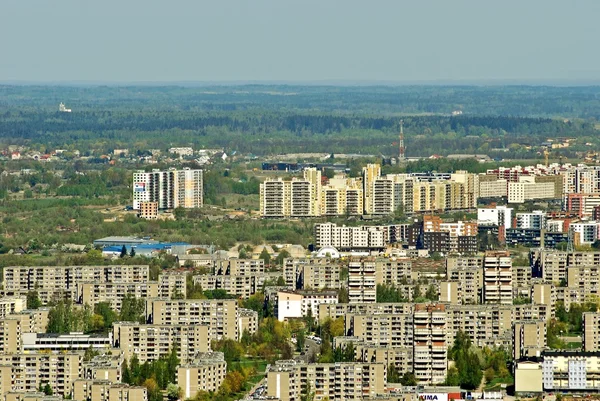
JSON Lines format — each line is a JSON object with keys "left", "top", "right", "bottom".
{"left": 483, "top": 251, "right": 513, "bottom": 305}
{"left": 238, "top": 308, "right": 259, "bottom": 338}
{"left": 276, "top": 290, "right": 338, "bottom": 322}
{"left": 566, "top": 193, "right": 600, "bottom": 217}
{"left": 314, "top": 223, "right": 387, "bottom": 250}
{"left": 321, "top": 177, "right": 363, "bottom": 216}
{"left": 413, "top": 304, "right": 447, "bottom": 384}
{"left": 77, "top": 282, "right": 159, "bottom": 311}
{"left": 145, "top": 298, "right": 238, "bottom": 340}
{"left": 477, "top": 205, "right": 513, "bottom": 230}
{"left": 375, "top": 258, "right": 412, "bottom": 287}
{"left": 516, "top": 211, "right": 547, "bottom": 230}
{"left": 513, "top": 321, "right": 546, "bottom": 360}
{"left": 571, "top": 222, "right": 600, "bottom": 246}
{"left": 318, "top": 303, "right": 414, "bottom": 323}
{"left": 533, "top": 250, "right": 600, "bottom": 283}
{"left": 283, "top": 258, "right": 341, "bottom": 290}
{"left": 0, "top": 309, "right": 50, "bottom": 353}
{"left": 531, "top": 281, "right": 556, "bottom": 317}
{"left": 446, "top": 305, "right": 513, "bottom": 349}
{"left": 3, "top": 265, "right": 149, "bottom": 303}
{"left": 158, "top": 271, "right": 186, "bottom": 298}
{"left": 348, "top": 258, "right": 377, "bottom": 303}
{"left": 0, "top": 297, "right": 26, "bottom": 319}
{"left": 214, "top": 258, "right": 264, "bottom": 275}
{"left": 446, "top": 258, "right": 483, "bottom": 304}
{"left": 178, "top": 352, "right": 227, "bottom": 399}
{"left": 138, "top": 201, "right": 158, "bottom": 220}
{"left": 345, "top": 313, "right": 413, "bottom": 348}
{"left": 112, "top": 322, "right": 210, "bottom": 363}
{"left": 81, "top": 354, "right": 123, "bottom": 383}
{"left": 0, "top": 353, "right": 81, "bottom": 397}
{"left": 266, "top": 360, "right": 386, "bottom": 401}
{"left": 584, "top": 313, "right": 600, "bottom": 352}
{"left": 73, "top": 381, "right": 147, "bottom": 401}
{"left": 193, "top": 274, "right": 273, "bottom": 299}
{"left": 508, "top": 181, "right": 556, "bottom": 204}
{"left": 260, "top": 169, "right": 320, "bottom": 217}
{"left": 133, "top": 168, "right": 203, "bottom": 210}
{"left": 542, "top": 350, "right": 600, "bottom": 391}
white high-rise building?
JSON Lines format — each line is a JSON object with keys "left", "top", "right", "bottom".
{"left": 133, "top": 168, "right": 203, "bottom": 210}
{"left": 477, "top": 205, "right": 513, "bottom": 230}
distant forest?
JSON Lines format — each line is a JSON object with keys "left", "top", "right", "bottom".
{"left": 0, "top": 85, "right": 599, "bottom": 158}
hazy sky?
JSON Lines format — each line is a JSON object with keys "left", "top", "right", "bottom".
{"left": 1, "top": 0, "right": 599, "bottom": 83}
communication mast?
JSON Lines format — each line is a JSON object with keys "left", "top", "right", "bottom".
{"left": 399, "top": 120, "right": 406, "bottom": 161}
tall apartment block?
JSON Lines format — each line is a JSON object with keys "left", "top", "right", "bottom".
{"left": 178, "top": 352, "right": 227, "bottom": 399}
{"left": 583, "top": 312, "right": 600, "bottom": 352}
{"left": 483, "top": 251, "right": 513, "bottom": 305}
{"left": 413, "top": 303, "right": 447, "bottom": 384}
{"left": 348, "top": 258, "right": 377, "bottom": 303}
{"left": 513, "top": 321, "right": 546, "bottom": 360}
{"left": 133, "top": 168, "right": 203, "bottom": 210}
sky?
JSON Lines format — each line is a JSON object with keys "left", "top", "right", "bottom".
{"left": 1, "top": 0, "right": 599, "bottom": 84}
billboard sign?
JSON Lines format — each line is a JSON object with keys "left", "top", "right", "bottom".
{"left": 419, "top": 394, "right": 448, "bottom": 401}
{"left": 134, "top": 182, "right": 146, "bottom": 192}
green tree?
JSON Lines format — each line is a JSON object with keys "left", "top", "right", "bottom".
{"left": 400, "top": 372, "right": 417, "bottom": 386}
{"left": 259, "top": 248, "right": 271, "bottom": 264}
{"left": 43, "top": 383, "right": 53, "bottom": 396}
{"left": 26, "top": 290, "right": 42, "bottom": 309}
{"left": 120, "top": 294, "right": 145, "bottom": 323}
{"left": 166, "top": 383, "right": 183, "bottom": 401}
{"left": 120, "top": 245, "right": 127, "bottom": 258}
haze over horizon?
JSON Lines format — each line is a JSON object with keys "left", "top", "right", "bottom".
{"left": 1, "top": 0, "right": 599, "bottom": 84}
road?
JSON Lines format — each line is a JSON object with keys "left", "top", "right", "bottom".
{"left": 294, "top": 338, "right": 320, "bottom": 363}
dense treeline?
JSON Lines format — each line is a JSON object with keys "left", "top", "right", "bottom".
{"left": 0, "top": 96, "right": 597, "bottom": 157}
{"left": 3, "top": 85, "right": 600, "bottom": 117}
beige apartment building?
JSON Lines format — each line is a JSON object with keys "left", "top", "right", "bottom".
{"left": 532, "top": 281, "right": 556, "bottom": 317}
{"left": 446, "top": 257, "right": 483, "bottom": 304}
{"left": 532, "top": 250, "right": 600, "bottom": 284}
{"left": 413, "top": 303, "right": 447, "bottom": 384}
{"left": 178, "top": 352, "right": 227, "bottom": 399}
{"left": 266, "top": 360, "right": 386, "bottom": 401}
{"left": 3, "top": 265, "right": 149, "bottom": 303}
{"left": 260, "top": 176, "right": 317, "bottom": 218}
{"left": 345, "top": 313, "right": 413, "bottom": 348}
{"left": 314, "top": 223, "right": 387, "bottom": 250}
{"left": 376, "top": 258, "right": 412, "bottom": 287}
{"left": 193, "top": 274, "right": 263, "bottom": 298}
{"left": 145, "top": 298, "right": 238, "bottom": 340}
{"left": 112, "top": 322, "right": 211, "bottom": 363}
{"left": 583, "top": 312, "right": 600, "bottom": 352}
{"left": 333, "top": 337, "right": 413, "bottom": 375}
{"left": 238, "top": 308, "right": 258, "bottom": 339}
{"left": 77, "top": 282, "right": 159, "bottom": 311}
{"left": 348, "top": 258, "right": 377, "bottom": 303}
{"left": 0, "top": 309, "right": 50, "bottom": 354}
{"left": 158, "top": 271, "right": 187, "bottom": 299}
{"left": 73, "top": 381, "right": 147, "bottom": 401}
{"left": 81, "top": 354, "right": 123, "bottom": 383}
{"left": 446, "top": 305, "right": 513, "bottom": 349}
{"left": 321, "top": 179, "right": 363, "bottom": 216}
{"left": 483, "top": 251, "right": 513, "bottom": 305}
{"left": 0, "top": 297, "right": 26, "bottom": 319}
{"left": 513, "top": 321, "right": 546, "bottom": 360}
{"left": 283, "top": 258, "right": 341, "bottom": 290}
{"left": 214, "top": 258, "right": 265, "bottom": 275}
{"left": 319, "top": 303, "right": 414, "bottom": 323}
{"left": 0, "top": 353, "right": 81, "bottom": 397}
